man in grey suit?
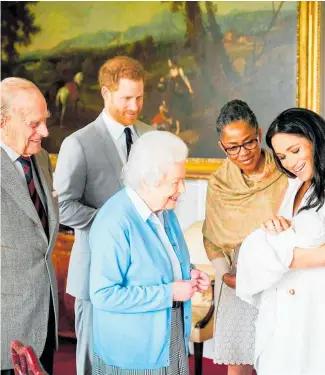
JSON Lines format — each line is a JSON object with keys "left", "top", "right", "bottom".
{"left": 54, "top": 56, "right": 151, "bottom": 375}
{"left": 0, "top": 78, "right": 59, "bottom": 375}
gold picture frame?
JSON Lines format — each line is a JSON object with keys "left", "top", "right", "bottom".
{"left": 185, "top": 1, "right": 322, "bottom": 179}
{"left": 50, "top": 1, "right": 322, "bottom": 179}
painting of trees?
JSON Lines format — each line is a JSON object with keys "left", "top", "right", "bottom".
{"left": 1, "top": 1, "right": 40, "bottom": 75}
{"left": 169, "top": 1, "right": 238, "bottom": 102}
{"left": 1, "top": 1, "right": 297, "bottom": 157}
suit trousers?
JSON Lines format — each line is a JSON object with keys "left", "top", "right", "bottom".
{"left": 75, "top": 298, "right": 93, "bottom": 375}
{"left": 1, "top": 294, "right": 55, "bottom": 375}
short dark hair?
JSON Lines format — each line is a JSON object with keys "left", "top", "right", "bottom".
{"left": 216, "top": 99, "right": 258, "bottom": 134}
{"left": 266, "top": 107, "right": 325, "bottom": 213}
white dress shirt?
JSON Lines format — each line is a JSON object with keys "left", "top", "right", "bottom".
{"left": 102, "top": 110, "right": 140, "bottom": 165}
{"left": 126, "top": 187, "right": 183, "bottom": 280}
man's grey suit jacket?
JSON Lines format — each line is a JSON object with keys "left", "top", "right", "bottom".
{"left": 1, "top": 148, "right": 59, "bottom": 370}
{"left": 54, "top": 113, "right": 151, "bottom": 300}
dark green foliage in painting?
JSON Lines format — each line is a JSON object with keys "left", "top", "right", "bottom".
{"left": 1, "top": 1, "right": 40, "bottom": 75}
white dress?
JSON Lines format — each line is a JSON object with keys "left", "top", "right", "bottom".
{"left": 236, "top": 178, "right": 325, "bottom": 375}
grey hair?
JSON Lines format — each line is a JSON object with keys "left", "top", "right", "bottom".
{"left": 122, "top": 131, "right": 188, "bottom": 190}
{"left": 216, "top": 99, "right": 259, "bottom": 135}
{"left": 0, "top": 77, "right": 39, "bottom": 118}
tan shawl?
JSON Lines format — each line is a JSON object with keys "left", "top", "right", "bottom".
{"left": 202, "top": 149, "right": 288, "bottom": 263}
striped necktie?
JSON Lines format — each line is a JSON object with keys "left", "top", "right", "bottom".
{"left": 124, "top": 127, "right": 133, "bottom": 160}
{"left": 18, "top": 156, "right": 49, "bottom": 237}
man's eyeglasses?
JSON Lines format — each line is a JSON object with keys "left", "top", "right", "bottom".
{"left": 221, "top": 138, "right": 259, "bottom": 156}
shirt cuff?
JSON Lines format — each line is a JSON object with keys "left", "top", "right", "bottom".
{"left": 211, "top": 257, "right": 230, "bottom": 280}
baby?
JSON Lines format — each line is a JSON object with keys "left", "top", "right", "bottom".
{"left": 266, "top": 209, "right": 325, "bottom": 250}
{"left": 235, "top": 208, "right": 325, "bottom": 306}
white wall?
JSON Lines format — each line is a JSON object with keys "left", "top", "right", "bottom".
{"left": 174, "top": 178, "right": 208, "bottom": 231}
{"left": 174, "top": 178, "right": 215, "bottom": 359}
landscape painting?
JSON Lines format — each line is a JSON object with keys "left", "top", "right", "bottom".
{"left": 1, "top": 1, "right": 297, "bottom": 158}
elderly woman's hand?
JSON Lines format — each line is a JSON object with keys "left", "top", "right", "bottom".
{"left": 172, "top": 279, "right": 198, "bottom": 301}
{"left": 261, "top": 215, "right": 291, "bottom": 234}
{"left": 190, "top": 269, "right": 210, "bottom": 293}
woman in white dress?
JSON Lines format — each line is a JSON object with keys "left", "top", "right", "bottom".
{"left": 236, "top": 107, "right": 325, "bottom": 375}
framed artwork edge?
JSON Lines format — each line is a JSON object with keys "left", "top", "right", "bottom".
{"left": 49, "top": 1, "right": 322, "bottom": 180}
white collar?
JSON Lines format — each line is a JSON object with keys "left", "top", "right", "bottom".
{"left": 102, "top": 110, "right": 136, "bottom": 141}
{"left": 126, "top": 187, "right": 153, "bottom": 222}
{"left": 126, "top": 187, "right": 165, "bottom": 226}
{"left": 0, "top": 142, "right": 21, "bottom": 163}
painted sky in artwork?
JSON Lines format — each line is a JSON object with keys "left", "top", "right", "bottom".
{"left": 20, "top": 1, "right": 296, "bottom": 53}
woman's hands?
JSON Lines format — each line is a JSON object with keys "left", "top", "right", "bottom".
{"left": 172, "top": 279, "right": 198, "bottom": 301}
{"left": 261, "top": 216, "right": 291, "bottom": 234}
{"left": 190, "top": 269, "right": 210, "bottom": 293}
{"left": 171, "top": 269, "right": 210, "bottom": 302}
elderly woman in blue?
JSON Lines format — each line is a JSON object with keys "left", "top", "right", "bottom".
{"left": 89, "top": 131, "right": 210, "bottom": 375}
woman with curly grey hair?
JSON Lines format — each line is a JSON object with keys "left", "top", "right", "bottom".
{"left": 203, "top": 99, "right": 287, "bottom": 375}
{"left": 89, "top": 131, "right": 210, "bottom": 375}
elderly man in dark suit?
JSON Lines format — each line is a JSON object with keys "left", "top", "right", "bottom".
{"left": 0, "top": 77, "right": 59, "bottom": 375}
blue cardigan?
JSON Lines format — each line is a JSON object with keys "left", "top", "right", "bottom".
{"left": 89, "top": 188, "right": 192, "bottom": 369}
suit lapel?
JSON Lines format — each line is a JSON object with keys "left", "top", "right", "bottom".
{"left": 134, "top": 120, "right": 150, "bottom": 135}
{"left": 1, "top": 149, "right": 41, "bottom": 226}
{"left": 93, "top": 114, "right": 124, "bottom": 185}
{"left": 32, "top": 153, "right": 57, "bottom": 245}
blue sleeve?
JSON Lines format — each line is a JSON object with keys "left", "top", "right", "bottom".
{"left": 89, "top": 218, "right": 173, "bottom": 313}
